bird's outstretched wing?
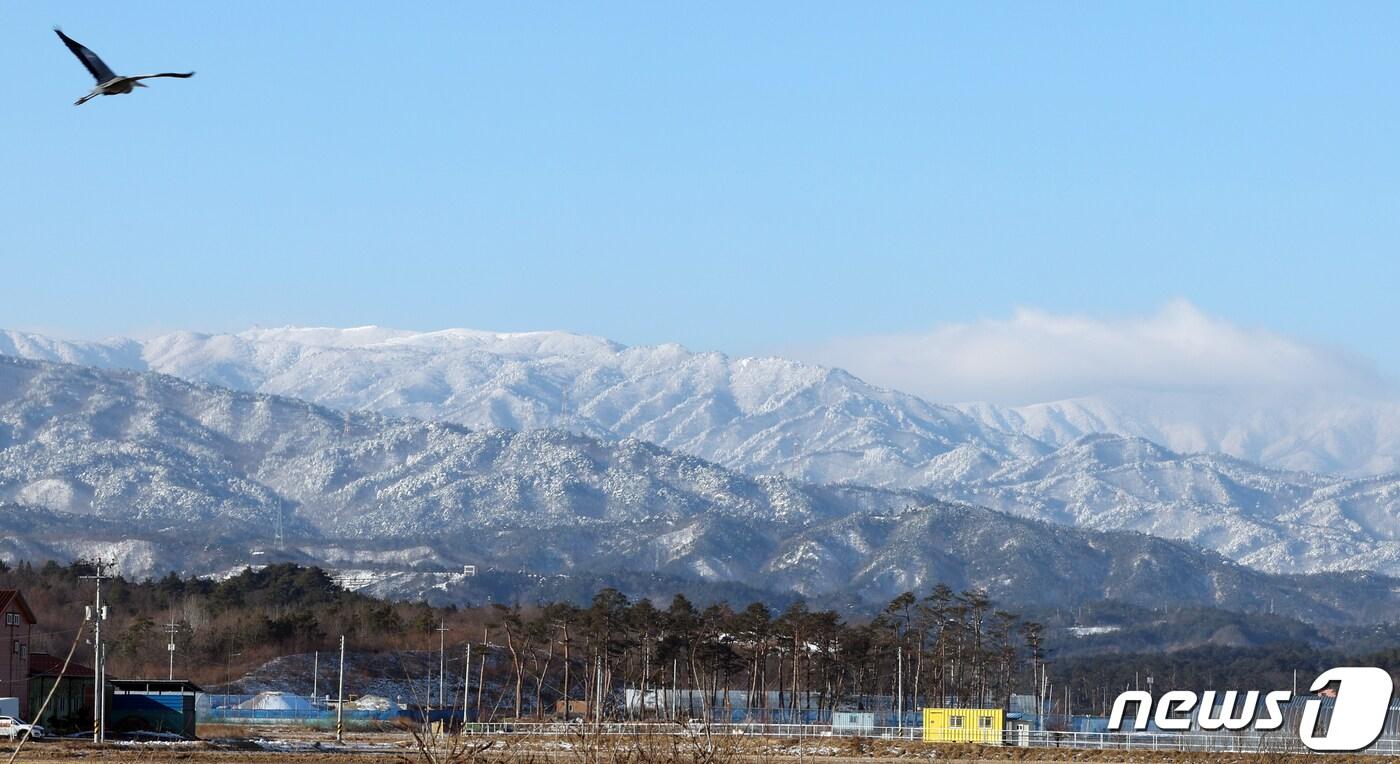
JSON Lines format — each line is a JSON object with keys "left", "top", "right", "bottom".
{"left": 54, "top": 28, "right": 117, "bottom": 84}
{"left": 129, "top": 72, "right": 196, "bottom": 81}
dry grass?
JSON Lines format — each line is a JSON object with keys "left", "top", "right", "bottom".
{"left": 196, "top": 723, "right": 258, "bottom": 739}
{"left": 12, "top": 731, "right": 1400, "bottom": 764}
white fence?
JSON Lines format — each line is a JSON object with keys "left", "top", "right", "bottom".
{"left": 440, "top": 720, "right": 1400, "bottom": 754}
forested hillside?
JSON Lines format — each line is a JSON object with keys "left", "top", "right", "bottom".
{"left": 9, "top": 559, "right": 1398, "bottom": 721}
{"left": 6, "top": 560, "right": 1048, "bottom": 715}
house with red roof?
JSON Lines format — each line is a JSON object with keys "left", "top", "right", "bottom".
{"left": 0, "top": 590, "right": 35, "bottom": 712}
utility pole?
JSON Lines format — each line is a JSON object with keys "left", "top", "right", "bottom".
{"left": 164, "top": 609, "right": 179, "bottom": 681}
{"left": 896, "top": 645, "right": 904, "bottom": 730}
{"left": 98, "top": 641, "right": 106, "bottom": 741}
{"left": 312, "top": 651, "right": 319, "bottom": 704}
{"left": 336, "top": 636, "right": 346, "bottom": 744}
{"left": 462, "top": 642, "right": 471, "bottom": 722}
{"left": 475, "top": 654, "right": 486, "bottom": 720}
{"left": 436, "top": 620, "right": 451, "bottom": 708}
{"left": 224, "top": 651, "right": 241, "bottom": 714}
{"left": 80, "top": 561, "right": 111, "bottom": 744}
{"left": 1039, "top": 665, "right": 1049, "bottom": 732}
{"left": 594, "top": 655, "right": 603, "bottom": 727}
{"left": 476, "top": 627, "right": 487, "bottom": 720}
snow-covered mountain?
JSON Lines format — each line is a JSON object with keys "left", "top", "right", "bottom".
{"left": 8, "top": 326, "right": 1399, "bottom": 481}
{"left": 4, "top": 326, "right": 1400, "bottom": 580}
{"left": 3, "top": 353, "right": 1400, "bottom": 623}
{"left": 0, "top": 326, "right": 1052, "bottom": 488}
{"left": 931, "top": 433, "right": 1400, "bottom": 576}
{"left": 958, "top": 390, "right": 1400, "bottom": 478}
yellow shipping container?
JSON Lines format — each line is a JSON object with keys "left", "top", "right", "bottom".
{"left": 921, "top": 707, "right": 1003, "bottom": 744}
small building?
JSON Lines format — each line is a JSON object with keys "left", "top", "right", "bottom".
{"left": 922, "top": 707, "right": 1004, "bottom": 744}
{"left": 0, "top": 590, "right": 35, "bottom": 713}
{"left": 1005, "top": 716, "right": 1033, "bottom": 746}
{"left": 109, "top": 679, "right": 202, "bottom": 739}
{"left": 27, "top": 652, "right": 96, "bottom": 732}
{"left": 832, "top": 711, "right": 876, "bottom": 735}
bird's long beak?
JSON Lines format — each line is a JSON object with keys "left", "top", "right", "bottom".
{"left": 135, "top": 82, "right": 149, "bottom": 88}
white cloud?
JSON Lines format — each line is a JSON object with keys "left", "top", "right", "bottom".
{"left": 794, "top": 301, "right": 1389, "bottom": 406}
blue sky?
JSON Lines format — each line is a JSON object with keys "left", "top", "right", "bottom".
{"left": 3, "top": 2, "right": 1398, "bottom": 379}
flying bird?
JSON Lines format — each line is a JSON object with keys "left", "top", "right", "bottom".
{"left": 55, "top": 28, "right": 193, "bottom": 106}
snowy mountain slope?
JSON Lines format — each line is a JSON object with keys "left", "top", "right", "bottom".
{"left": 4, "top": 354, "right": 1400, "bottom": 622}
{"left": 767, "top": 505, "right": 1400, "bottom": 623}
{"left": 930, "top": 433, "right": 1400, "bottom": 575}
{"left": 0, "top": 354, "right": 838, "bottom": 537}
{"left": 0, "top": 331, "right": 144, "bottom": 370}
{"left": 5, "top": 327, "right": 1400, "bottom": 579}
{"left": 957, "top": 390, "right": 1400, "bottom": 477}
{"left": 8, "top": 326, "right": 1400, "bottom": 481}
{"left": 0, "top": 327, "right": 1050, "bottom": 488}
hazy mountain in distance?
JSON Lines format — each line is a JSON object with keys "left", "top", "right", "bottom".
{"left": 7, "top": 326, "right": 1399, "bottom": 480}
{"left": 0, "top": 326, "right": 1052, "bottom": 488}
{"left": 957, "top": 389, "right": 1400, "bottom": 477}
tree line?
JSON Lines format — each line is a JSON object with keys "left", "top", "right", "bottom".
{"left": 10, "top": 558, "right": 1378, "bottom": 723}
{"left": 479, "top": 584, "right": 1047, "bottom": 720}
{"left": 0, "top": 560, "right": 1048, "bottom": 719}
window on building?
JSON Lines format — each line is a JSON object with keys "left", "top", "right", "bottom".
{"left": 949, "top": 714, "right": 964, "bottom": 728}
{"left": 979, "top": 715, "right": 994, "bottom": 728}
{"left": 11, "top": 640, "right": 17, "bottom": 653}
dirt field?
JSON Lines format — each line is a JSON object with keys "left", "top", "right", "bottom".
{"left": 4, "top": 732, "right": 1387, "bottom": 764}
